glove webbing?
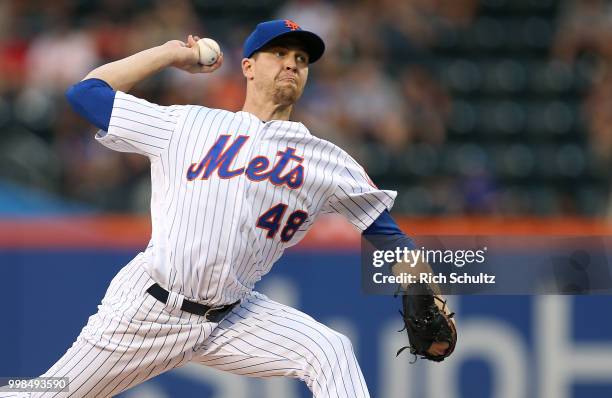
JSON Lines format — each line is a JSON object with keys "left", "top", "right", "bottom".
{"left": 396, "top": 295, "right": 455, "bottom": 363}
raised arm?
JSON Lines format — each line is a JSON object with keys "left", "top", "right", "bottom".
{"left": 84, "top": 35, "right": 223, "bottom": 92}
{"left": 66, "top": 35, "right": 223, "bottom": 133}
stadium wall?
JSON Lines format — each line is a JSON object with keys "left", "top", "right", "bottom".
{"left": 1, "top": 216, "right": 611, "bottom": 398}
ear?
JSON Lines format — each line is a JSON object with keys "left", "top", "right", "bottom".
{"left": 242, "top": 58, "right": 255, "bottom": 80}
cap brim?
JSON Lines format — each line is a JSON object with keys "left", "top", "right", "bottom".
{"left": 255, "top": 30, "right": 326, "bottom": 64}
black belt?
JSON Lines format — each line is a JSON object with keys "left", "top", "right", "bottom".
{"left": 146, "top": 283, "right": 238, "bottom": 322}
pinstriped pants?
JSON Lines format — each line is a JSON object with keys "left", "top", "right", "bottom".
{"left": 12, "top": 256, "right": 369, "bottom": 398}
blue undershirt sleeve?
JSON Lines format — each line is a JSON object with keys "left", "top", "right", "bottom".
{"left": 363, "top": 209, "right": 403, "bottom": 235}
{"left": 65, "top": 78, "right": 116, "bottom": 131}
{"left": 362, "top": 210, "right": 416, "bottom": 250}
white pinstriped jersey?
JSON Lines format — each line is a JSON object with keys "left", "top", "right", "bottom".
{"left": 97, "top": 91, "right": 396, "bottom": 305}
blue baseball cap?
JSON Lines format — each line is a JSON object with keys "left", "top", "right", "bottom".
{"left": 243, "top": 19, "right": 325, "bottom": 64}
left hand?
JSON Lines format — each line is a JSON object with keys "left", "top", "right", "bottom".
{"left": 397, "top": 282, "right": 457, "bottom": 362}
{"left": 428, "top": 339, "right": 450, "bottom": 356}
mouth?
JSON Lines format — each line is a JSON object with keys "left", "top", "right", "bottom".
{"left": 277, "top": 75, "right": 297, "bottom": 84}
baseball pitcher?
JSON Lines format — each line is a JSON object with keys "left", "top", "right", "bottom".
{"left": 4, "top": 19, "right": 456, "bottom": 398}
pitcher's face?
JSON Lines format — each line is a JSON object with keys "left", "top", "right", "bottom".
{"left": 244, "top": 41, "right": 310, "bottom": 105}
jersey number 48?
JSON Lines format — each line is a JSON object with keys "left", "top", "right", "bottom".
{"left": 256, "top": 203, "right": 308, "bottom": 242}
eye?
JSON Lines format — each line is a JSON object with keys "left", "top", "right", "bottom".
{"left": 275, "top": 50, "right": 286, "bottom": 57}
{"left": 297, "top": 54, "right": 308, "bottom": 64}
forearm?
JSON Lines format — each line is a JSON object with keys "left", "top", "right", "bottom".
{"left": 363, "top": 211, "right": 442, "bottom": 294}
{"left": 391, "top": 259, "right": 442, "bottom": 295}
{"left": 84, "top": 45, "right": 175, "bottom": 92}
{"left": 67, "top": 36, "right": 219, "bottom": 131}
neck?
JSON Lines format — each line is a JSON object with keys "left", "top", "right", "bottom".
{"left": 242, "top": 92, "right": 293, "bottom": 122}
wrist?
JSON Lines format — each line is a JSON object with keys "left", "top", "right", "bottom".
{"left": 159, "top": 41, "right": 197, "bottom": 69}
{"left": 155, "top": 44, "right": 180, "bottom": 69}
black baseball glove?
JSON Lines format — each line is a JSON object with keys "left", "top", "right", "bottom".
{"left": 396, "top": 282, "right": 457, "bottom": 362}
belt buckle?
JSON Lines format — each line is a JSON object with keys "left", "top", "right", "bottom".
{"left": 203, "top": 306, "right": 219, "bottom": 322}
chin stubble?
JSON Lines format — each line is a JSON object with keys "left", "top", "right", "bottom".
{"left": 274, "top": 84, "right": 299, "bottom": 105}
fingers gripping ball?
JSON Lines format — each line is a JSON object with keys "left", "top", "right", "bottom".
{"left": 197, "top": 38, "right": 221, "bottom": 66}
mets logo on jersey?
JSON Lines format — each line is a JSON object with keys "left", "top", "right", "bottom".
{"left": 186, "top": 135, "right": 304, "bottom": 189}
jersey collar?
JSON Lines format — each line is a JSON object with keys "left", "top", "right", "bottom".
{"left": 237, "top": 111, "right": 310, "bottom": 134}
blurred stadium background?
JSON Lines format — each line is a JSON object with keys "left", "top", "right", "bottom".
{"left": 1, "top": 0, "right": 612, "bottom": 397}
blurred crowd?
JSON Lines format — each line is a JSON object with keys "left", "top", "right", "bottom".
{"left": 1, "top": 0, "right": 611, "bottom": 216}
{"left": 554, "top": 0, "right": 612, "bottom": 163}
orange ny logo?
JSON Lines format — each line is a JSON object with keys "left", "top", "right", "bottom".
{"left": 284, "top": 19, "right": 300, "bottom": 31}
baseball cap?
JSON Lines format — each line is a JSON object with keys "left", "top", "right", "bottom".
{"left": 243, "top": 19, "right": 325, "bottom": 64}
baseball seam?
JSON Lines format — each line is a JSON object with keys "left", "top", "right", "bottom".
{"left": 198, "top": 40, "right": 219, "bottom": 65}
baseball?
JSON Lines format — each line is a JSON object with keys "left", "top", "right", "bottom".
{"left": 197, "top": 38, "right": 221, "bottom": 66}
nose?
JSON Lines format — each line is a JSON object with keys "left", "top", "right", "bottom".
{"left": 284, "top": 57, "right": 297, "bottom": 71}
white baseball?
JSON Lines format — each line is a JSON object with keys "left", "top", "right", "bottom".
{"left": 197, "top": 38, "right": 221, "bottom": 66}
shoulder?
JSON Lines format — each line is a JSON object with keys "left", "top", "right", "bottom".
{"left": 300, "top": 126, "right": 350, "bottom": 156}
{"left": 315, "top": 136, "right": 359, "bottom": 165}
{"left": 300, "top": 131, "right": 367, "bottom": 174}
{"left": 306, "top": 133, "right": 371, "bottom": 177}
